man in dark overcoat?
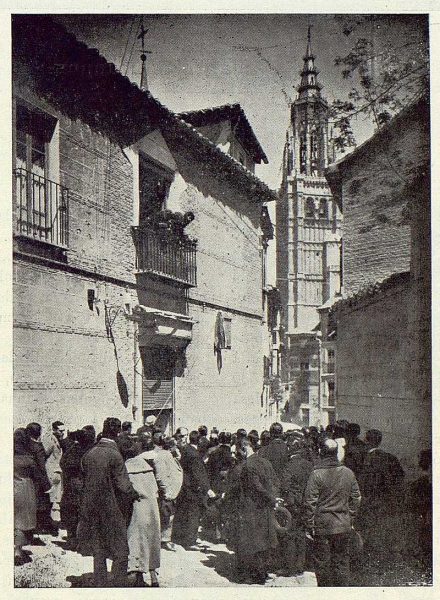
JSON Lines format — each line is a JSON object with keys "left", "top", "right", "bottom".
{"left": 258, "top": 422, "right": 289, "bottom": 479}
{"left": 279, "top": 437, "right": 314, "bottom": 576}
{"left": 236, "top": 448, "right": 280, "bottom": 584}
{"left": 171, "top": 430, "right": 213, "bottom": 550}
{"left": 357, "top": 428, "right": 405, "bottom": 561}
{"left": 76, "top": 417, "right": 140, "bottom": 587}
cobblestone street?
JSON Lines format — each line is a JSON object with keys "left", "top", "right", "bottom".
{"left": 14, "top": 531, "right": 317, "bottom": 588}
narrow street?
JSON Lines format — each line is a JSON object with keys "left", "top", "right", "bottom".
{"left": 14, "top": 532, "right": 317, "bottom": 588}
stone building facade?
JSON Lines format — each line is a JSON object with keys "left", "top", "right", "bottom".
{"left": 325, "top": 97, "right": 430, "bottom": 474}
{"left": 13, "top": 16, "right": 277, "bottom": 435}
{"left": 276, "top": 29, "right": 342, "bottom": 427}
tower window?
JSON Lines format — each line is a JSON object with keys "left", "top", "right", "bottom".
{"left": 305, "top": 197, "right": 315, "bottom": 218}
{"left": 319, "top": 199, "right": 328, "bottom": 219}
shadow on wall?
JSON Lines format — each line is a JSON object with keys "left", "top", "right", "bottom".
{"left": 161, "top": 125, "right": 261, "bottom": 232}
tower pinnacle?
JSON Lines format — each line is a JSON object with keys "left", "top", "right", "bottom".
{"left": 298, "top": 25, "right": 322, "bottom": 99}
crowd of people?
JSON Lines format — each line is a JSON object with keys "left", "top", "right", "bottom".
{"left": 14, "top": 416, "right": 432, "bottom": 587}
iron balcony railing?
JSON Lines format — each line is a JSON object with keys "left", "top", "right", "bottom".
{"left": 14, "top": 168, "right": 69, "bottom": 247}
{"left": 132, "top": 224, "right": 197, "bottom": 287}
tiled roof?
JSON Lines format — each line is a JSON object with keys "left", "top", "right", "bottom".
{"left": 330, "top": 271, "right": 411, "bottom": 315}
{"left": 178, "top": 104, "right": 269, "bottom": 164}
{"left": 13, "top": 15, "right": 277, "bottom": 204}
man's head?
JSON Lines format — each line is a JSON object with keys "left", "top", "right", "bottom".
{"left": 236, "top": 428, "right": 247, "bottom": 440}
{"left": 139, "top": 431, "right": 154, "bottom": 452}
{"left": 81, "top": 425, "right": 96, "bottom": 448}
{"left": 247, "top": 430, "right": 259, "bottom": 448}
{"left": 219, "top": 431, "right": 232, "bottom": 446}
{"left": 198, "top": 436, "right": 210, "bottom": 458}
{"left": 198, "top": 425, "right": 208, "bottom": 437}
{"left": 260, "top": 430, "right": 271, "bottom": 447}
{"left": 334, "top": 420, "right": 349, "bottom": 439}
{"left": 52, "top": 421, "right": 65, "bottom": 440}
{"left": 346, "top": 423, "right": 361, "bottom": 440}
{"left": 365, "top": 429, "right": 382, "bottom": 449}
{"left": 319, "top": 437, "right": 339, "bottom": 458}
{"left": 26, "top": 422, "right": 42, "bottom": 441}
{"left": 102, "top": 417, "right": 122, "bottom": 440}
{"left": 189, "top": 430, "right": 200, "bottom": 446}
{"left": 269, "top": 422, "right": 283, "bottom": 439}
{"left": 145, "top": 415, "right": 156, "bottom": 427}
{"left": 121, "top": 421, "right": 132, "bottom": 434}
{"left": 153, "top": 432, "right": 165, "bottom": 448}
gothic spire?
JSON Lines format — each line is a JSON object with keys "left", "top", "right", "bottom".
{"left": 297, "top": 25, "right": 322, "bottom": 99}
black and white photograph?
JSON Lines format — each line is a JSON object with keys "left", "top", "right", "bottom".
{"left": 8, "top": 4, "right": 433, "bottom": 590}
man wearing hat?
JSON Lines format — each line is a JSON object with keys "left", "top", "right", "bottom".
{"left": 136, "top": 414, "right": 156, "bottom": 436}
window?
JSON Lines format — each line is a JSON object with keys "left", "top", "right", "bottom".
{"left": 223, "top": 317, "right": 232, "bottom": 349}
{"left": 139, "top": 156, "right": 173, "bottom": 222}
{"left": 14, "top": 102, "right": 68, "bottom": 247}
{"left": 319, "top": 198, "right": 328, "bottom": 219}
{"left": 328, "top": 381, "right": 335, "bottom": 406}
{"left": 305, "top": 197, "right": 315, "bottom": 218}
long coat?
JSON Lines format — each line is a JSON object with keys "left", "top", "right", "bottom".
{"left": 237, "top": 454, "right": 279, "bottom": 556}
{"left": 125, "top": 455, "right": 161, "bottom": 573}
{"left": 281, "top": 454, "right": 314, "bottom": 516}
{"left": 28, "top": 439, "right": 50, "bottom": 511}
{"left": 76, "top": 438, "right": 138, "bottom": 558}
{"left": 258, "top": 438, "right": 289, "bottom": 479}
{"left": 14, "top": 454, "right": 51, "bottom": 532}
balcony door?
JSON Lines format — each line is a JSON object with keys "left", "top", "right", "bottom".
{"left": 141, "top": 345, "right": 175, "bottom": 433}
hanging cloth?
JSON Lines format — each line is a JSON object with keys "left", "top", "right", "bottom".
{"left": 214, "top": 311, "right": 226, "bottom": 373}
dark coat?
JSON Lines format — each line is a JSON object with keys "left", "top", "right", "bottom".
{"left": 359, "top": 448, "right": 404, "bottom": 512}
{"left": 60, "top": 442, "right": 91, "bottom": 533}
{"left": 76, "top": 438, "right": 138, "bottom": 558}
{"left": 304, "top": 457, "right": 361, "bottom": 536}
{"left": 258, "top": 438, "right": 289, "bottom": 479}
{"left": 179, "top": 444, "right": 210, "bottom": 503}
{"left": 281, "top": 454, "right": 314, "bottom": 516}
{"left": 237, "top": 454, "right": 280, "bottom": 556}
{"left": 28, "top": 439, "right": 51, "bottom": 510}
{"left": 207, "top": 444, "right": 233, "bottom": 494}
{"left": 344, "top": 437, "right": 367, "bottom": 478}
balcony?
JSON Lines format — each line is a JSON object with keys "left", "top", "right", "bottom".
{"left": 323, "top": 361, "right": 335, "bottom": 375}
{"left": 132, "top": 224, "right": 197, "bottom": 287}
{"left": 14, "top": 168, "right": 69, "bottom": 247}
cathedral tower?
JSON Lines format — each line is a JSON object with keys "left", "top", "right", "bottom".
{"left": 276, "top": 27, "right": 342, "bottom": 427}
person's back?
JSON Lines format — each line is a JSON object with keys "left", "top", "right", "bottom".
{"left": 304, "top": 438, "right": 361, "bottom": 587}
{"left": 306, "top": 460, "right": 360, "bottom": 535}
{"left": 360, "top": 429, "right": 404, "bottom": 509}
{"left": 258, "top": 422, "right": 289, "bottom": 478}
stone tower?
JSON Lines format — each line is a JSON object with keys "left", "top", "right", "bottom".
{"left": 276, "top": 27, "right": 342, "bottom": 427}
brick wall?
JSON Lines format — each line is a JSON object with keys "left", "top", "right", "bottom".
{"left": 335, "top": 282, "right": 431, "bottom": 476}
{"left": 340, "top": 106, "right": 430, "bottom": 294}
{"left": 13, "top": 84, "right": 139, "bottom": 431}
{"left": 14, "top": 260, "right": 138, "bottom": 432}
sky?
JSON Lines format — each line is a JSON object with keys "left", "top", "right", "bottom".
{"left": 54, "top": 14, "right": 428, "bottom": 283}
{"left": 55, "top": 13, "right": 427, "bottom": 190}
